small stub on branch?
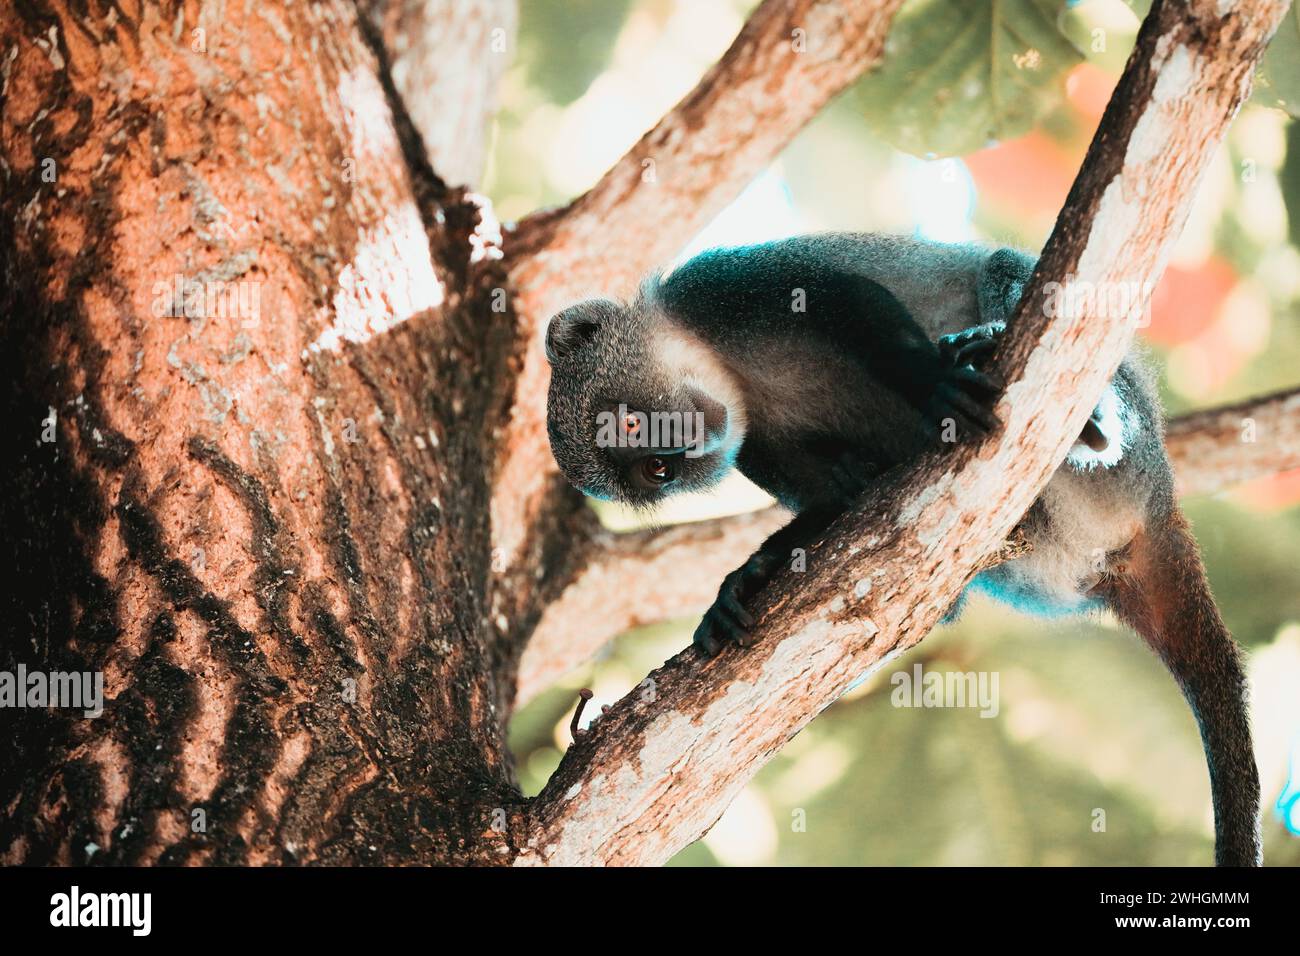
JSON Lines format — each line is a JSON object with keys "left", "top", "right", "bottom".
{"left": 569, "top": 688, "right": 594, "bottom": 742}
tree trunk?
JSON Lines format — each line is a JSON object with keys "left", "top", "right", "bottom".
{"left": 0, "top": 0, "right": 529, "bottom": 865}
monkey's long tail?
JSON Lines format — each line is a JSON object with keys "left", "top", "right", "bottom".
{"left": 1103, "top": 506, "right": 1261, "bottom": 866}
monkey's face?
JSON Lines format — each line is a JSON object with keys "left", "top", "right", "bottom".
{"left": 544, "top": 298, "right": 747, "bottom": 509}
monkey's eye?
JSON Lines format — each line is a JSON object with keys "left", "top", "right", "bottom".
{"left": 641, "top": 455, "right": 674, "bottom": 485}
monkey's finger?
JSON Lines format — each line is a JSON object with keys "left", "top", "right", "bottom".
{"left": 711, "top": 606, "right": 751, "bottom": 645}
{"left": 949, "top": 365, "right": 1004, "bottom": 395}
{"left": 720, "top": 588, "right": 755, "bottom": 629}
{"left": 692, "top": 621, "right": 724, "bottom": 657}
{"left": 935, "top": 383, "right": 999, "bottom": 433}
{"left": 936, "top": 406, "right": 984, "bottom": 438}
{"left": 952, "top": 336, "right": 999, "bottom": 369}
{"left": 944, "top": 404, "right": 996, "bottom": 437}
{"left": 949, "top": 385, "right": 1001, "bottom": 430}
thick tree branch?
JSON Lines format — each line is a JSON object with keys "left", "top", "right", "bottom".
{"left": 1167, "top": 386, "right": 1300, "bottom": 495}
{"left": 513, "top": 0, "right": 1290, "bottom": 866}
{"left": 519, "top": 508, "right": 788, "bottom": 697}
{"left": 489, "top": 0, "right": 906, "bottom": 583}
{"left": 361, "top": 0, "right": 517, "bottom": 188}
{"left": 516, "top": 386, "right": 1300, "bottom": 704}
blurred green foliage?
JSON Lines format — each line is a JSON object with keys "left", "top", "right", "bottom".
{"left": 516, "top": 0, "right": 637, "bottom": 105}
{"left": 1284, "top": 122, "right": 1300, "bottom": 249}
{"left": 847, "top": 0, "right": 1084, "bottom": 158}
{"left": 1259, "top": 5, "right": 1300, "bottom": 117}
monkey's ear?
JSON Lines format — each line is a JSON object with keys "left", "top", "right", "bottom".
{"left": 544, "top": 302, "right": 608, "bottom": 363}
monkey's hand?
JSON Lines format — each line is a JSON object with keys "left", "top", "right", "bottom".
{"left": 927, "top": 322, "right": 1005, "bottom": 437}
{"left": 693, "top": 550, "right": 780, "bottom": 656}
{"left": 694, "top": 451, "right": 874, "bottom": 657}
{"left": 937, "top": 323, "right": 1110, "bottom": 451}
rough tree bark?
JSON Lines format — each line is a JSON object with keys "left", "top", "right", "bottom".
{"left": 0, "top": 0, "right": 523, "bottom": 865}
{"left": 0, "top": 0, "right": 1292, "bottom": 868}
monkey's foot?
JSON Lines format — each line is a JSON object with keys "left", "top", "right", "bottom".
{"left": 937, "top": 321, "right": 1005, "bottom": 368}
{"left": 929, "top": 324, "right": 1004, "bottom": 437}
{"left": 693, "top": 552, "right": 779, "bottom": 656}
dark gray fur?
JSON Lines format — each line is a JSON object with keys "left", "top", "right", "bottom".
{"left": 544, "top": 233, "right": 1260, "bottom": 865}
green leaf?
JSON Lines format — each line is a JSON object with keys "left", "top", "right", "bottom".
{"left": 1258, "top": 6, "right": 1300, "bottom": 118}
{"left": 849, "top": 0, "right": 1085, "bottom": 158}
{"left": 517, "top": 0, "right": 635, "bottom": 106}
{"left": 1059, "top": 0, "right": 1142, "bottom": 74}
{"left": 1285, "top": 120, "right": 1300, "bottom": 249}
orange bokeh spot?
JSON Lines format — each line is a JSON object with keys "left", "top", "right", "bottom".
{"left": 966, "top": 63, "right": 1117, "bottom": 224}
{"left": 966, "top": 130, "right": 1081, "bottom": 222}
{"left": 1066, "top": 63, "right": 1118, "bottom": 125}
{"left": 1146, "top": 257, "right": 1238, "bottom": 346}
{"left": 1233, "top": 468, "right": 1300, "bottom": 511}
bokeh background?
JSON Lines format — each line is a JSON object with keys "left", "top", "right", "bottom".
{"left": 490, "top": 0, "right": 1300, "bottom": 865}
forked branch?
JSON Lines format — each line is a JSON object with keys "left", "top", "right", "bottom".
{"left": 512, "top": 0, "right": 1292, "bottom": 866}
